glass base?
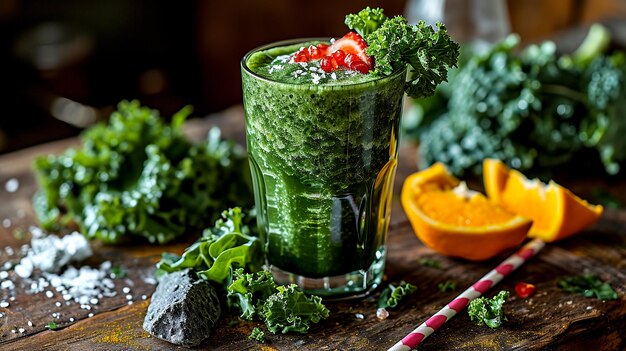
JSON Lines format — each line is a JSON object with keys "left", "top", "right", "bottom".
{"left": 269, "top": 247, "right": 386, "bottom": 301}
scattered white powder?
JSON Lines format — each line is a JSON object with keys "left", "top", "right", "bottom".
{"left": 4, "top": 178, "right": 19, "bottom": 193}
{"left": 14, "top": 229, "right": 92, "bottom": 278}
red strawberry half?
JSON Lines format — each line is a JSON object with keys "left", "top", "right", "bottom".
{"left": 328, "top": 32, "right": 372, "bottom": 68}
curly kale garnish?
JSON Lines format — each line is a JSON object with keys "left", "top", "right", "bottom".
{"left": 33, "top": 100, "right": 253, "bottom": 243}
{"left": 378, "top": 281, "right": 417, "bottom": 309}
{"left": 226, "top": 270, "right": 329, "bottom": 334}
{"left": 467, "top": 290, "right": 510, "bottom": 328}
{"left": 227, "top": 268, "right": 277, "bottom": 320}
{"left": 344, "top": 6, "right": 388, "bottom": 38}
{"left": 156, "top": 208, "right": 264, "bottom": 285}
{"left": 249, "top": 327, "right": 266, "bottom": 342}
{"left": 364, "top": 16, "right": 460, "bottom": 99}
{"left": 260, "top": 284, "right": 330, "bottom": 334}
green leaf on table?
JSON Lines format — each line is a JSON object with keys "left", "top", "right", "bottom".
{"left": 248, "top": 327, "right": 266, "bottom": 342}
{"left": 378, "top": 281, "right": 417, "bottom": 309}
{"left": 418, "top": 257, "right": 442, "bottom": 269}
{"left": 467, "top": 290, "right": 509, "bottom": 329}
{"left": 557, "top": 274, "right": 618, "bottom": 300}
{"left": 437, "top": 280, "right": 457, "bottom": 292}
{"left": 156, "top": 207, "right": 263, "bottom": 286}
{"left": 227, "top": 268, "right": 277, "bottom": 320}
{"left": 259, "top": 284, "right": 330, "bottom": 334}
{"left": 45, "top": 321, "right": 58, "bottom": 330}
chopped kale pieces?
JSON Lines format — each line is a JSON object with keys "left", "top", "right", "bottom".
{"left": 378, "top": 281, "right": 417, "bottom": 309}
{"left": 418, "top": 258, "right": 442, "bottom": 269}
{"left": 45, "top": 321, "right": 58, "bottom": 330}
{"left": 557, "top": 275, "right": 618, "bottom": 300}
{"left": 437, "top": 280, "right": 457, "bottom": 292}
{"left": 249, "top": 327, "right": 265, "bottom": 342}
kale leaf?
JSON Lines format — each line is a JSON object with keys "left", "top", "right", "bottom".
{"left": 248, "top": 327, "right": 265, "bottom": 342}
{"left": 227, "top": 268, "right": 277, "bottom": 320}
{"left": 226, "top": 269, "right": 329, "bottom": 334}
{"left": 156, "top": 208, "right": 263, "bottom": 285}
{"left": 344, "top": 6, "right": 388, "bottom": 38}
{"left": 378, "top": 281, "right": 417, "bottom": 309}
{"left": 259, "top": 284, "right": 330, "bottom": 334}
{"left": 437, "top": 280, "right": 457, "bottom": 293}
{"left": 365, "top": 16, "right": 460, "bottom": 99}
{"left": 33, "top": 101, "right": 253, "bottom": 244}
{"left": 467, "top": 290, "right": 509, "bottom": 328}
{"left": 557, "top": 274, "right": 618, "bottom": 300}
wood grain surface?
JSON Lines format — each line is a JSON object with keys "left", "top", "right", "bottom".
{"left": 0, "top": 106, "right": 625, "bottom": 351}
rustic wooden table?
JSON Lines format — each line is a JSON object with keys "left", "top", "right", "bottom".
{"left": 0, "top": 106, "right": 625, "bottom": 351}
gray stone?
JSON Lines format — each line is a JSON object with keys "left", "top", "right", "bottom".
{"left": 143, "top": 269, "right": 221, "bottom": 347}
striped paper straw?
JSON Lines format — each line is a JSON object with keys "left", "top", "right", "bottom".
{"left": 388, "top": 238, "right": 545, "bottom": 351}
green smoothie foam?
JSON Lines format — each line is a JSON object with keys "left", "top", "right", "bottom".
{"left": 242, "top": 40, "right": 405, "bottom": 282}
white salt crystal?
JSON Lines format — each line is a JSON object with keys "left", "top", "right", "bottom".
{"left": 0, "top": 301, "right": 9, "bottom": 308}
{"left": 2, "top": 218, "right": 10, "bottom": 228}
{"left": 5, "top": 178, "right": 19, "bottom": 193}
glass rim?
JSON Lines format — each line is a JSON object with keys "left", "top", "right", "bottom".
{"left": 241, "top": 37, "right": 407, "bottom": 87}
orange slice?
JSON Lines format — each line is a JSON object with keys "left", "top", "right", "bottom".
{"left": 401, "top": 163, "right": 532, "bottom": 261}
{"left": 483, "top": 159, "right": 604, "bottom": 242}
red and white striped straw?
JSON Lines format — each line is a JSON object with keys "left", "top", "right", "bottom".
{"left": 388, "top": 238, "right": 545, "bottom": 351}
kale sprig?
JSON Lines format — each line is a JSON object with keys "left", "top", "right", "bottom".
{"left": 345, "top": 8, "right": 460, "bottom": 99}
{"left": 467, "top": 290, "right": 510, "bottom": 329}
{"left": 378, "top": 281, "right": 417, "bottom": 309}
{"left": 366, "top": 17, "right": 460, "bottom": 99}
{"left": 227, "top": 269, "right": 330, "bottom": 334}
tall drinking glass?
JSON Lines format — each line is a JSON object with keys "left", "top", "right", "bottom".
{"left": 241, "top": 39, "right": 406, "bottom": 298}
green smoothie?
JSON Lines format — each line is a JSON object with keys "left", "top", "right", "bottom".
{"left": 242, "top": 39, "right": 406, "bottom": 295}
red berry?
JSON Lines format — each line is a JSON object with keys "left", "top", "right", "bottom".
{"left": 515, "top": 282, "right": 536, "bottom": 299}
{"left": 308, "top": 45, "right": 322, "bottom": 60}
{"left": 320, "top": 56, "right": 338, "bottom": 72}
{"left": 316, "top": 43, "right": 329, "bottom": 56}
{"left": 328, "top": 31, "right": 373, "bottom": 68}
{"left": 293, "top": 49, "right": 310, "bottom": 62}
{"left": 343, "top": 54, "right": 370, "bottom": 73}
{"left": 332, "top": 50, "right": 346, "bottom": 66}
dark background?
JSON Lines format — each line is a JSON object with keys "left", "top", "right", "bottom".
{"left": 0, "top": 0, "right": 625, "bottom": 153}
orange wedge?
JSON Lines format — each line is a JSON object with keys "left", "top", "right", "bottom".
{"left": 401, "top": 163, "right": 532, "bottom": 261}
{"left": 483, "top": 159, "right": 604, "bottom": 242}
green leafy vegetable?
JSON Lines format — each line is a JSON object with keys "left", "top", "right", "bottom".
{"left": 33, "top": 100, "right": 253, "bottom": 244}
{"left": 259, "top": 284, "right": 330, "bottom": 334}
{"left": 557, "top": 275, "right": 618, "bottom": 300}
{"left": 249, "top": 327, "right": 265, "bottom": 342}
{"left": 109, "top": 266, "right": 126, "bottom": 279}
{"left": 467, "top": 290, "right": 509, "bottom": 329}
{"left": 364, "top": 16, "right": 460, "bottom": 99}
{"left": 226, "top": 269, "right": 330, "bottom": 334}
{"left": 227, "top": 268, "right": 277, "bottom": 320}
{"left": 378, "top": 281, "right": 417, "bottom": 309}
{"left": 418, "top": 257, "right": 442, "bottom": 269}
{"left": 437, "top": 280, "right": 457, "bottom": 292}
{"left": 45, "top": 321, "right": 58, "bottom": 330}
{"left": 411, "top": 25, "right": 626, "bottom": 177}
{"left": 344, "top": 6, "right": 388, "bottom": 38}
{"left": 156, "top": 208, "right": 263, "bottom": 285}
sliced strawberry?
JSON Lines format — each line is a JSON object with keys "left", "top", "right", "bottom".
{"left": 328, "top": 32, "right": 372, "bottom": 68}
